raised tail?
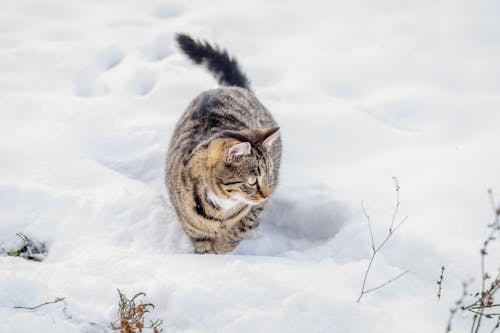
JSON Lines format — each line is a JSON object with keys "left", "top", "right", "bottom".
{"left": 176, "top": 33, "right": 251, "bottom": 89}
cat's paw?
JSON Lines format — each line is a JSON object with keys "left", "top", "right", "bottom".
{"left": 193, "top": 239, "right": 216, "bottom": 254}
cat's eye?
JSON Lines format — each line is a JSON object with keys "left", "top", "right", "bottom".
{"left": 247, "top": 177, "right": 257, "bottom": 186}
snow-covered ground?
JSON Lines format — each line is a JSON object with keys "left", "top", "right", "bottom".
{"left": 1, "top": 0, "right": 500, "bottom": 332}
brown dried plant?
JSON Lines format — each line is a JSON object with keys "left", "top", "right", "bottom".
{"left": 110, "top": 290, "right": 163, "bottom": 333}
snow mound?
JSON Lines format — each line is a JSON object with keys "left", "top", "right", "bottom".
{"left": 1, "top": 0, "right": 500, "bottom": 332}
{"left": 237, "top": 186, "right": 350, "bottom": 256}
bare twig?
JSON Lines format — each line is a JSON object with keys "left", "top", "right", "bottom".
{"left": 357, "top": 177, "right": 409, "bottom": 303}
{"left": 361, "top": 201, "right": 376, "bottom": 253}
{"left": 448, "top": 189, "right": 500, "bottom": 332}
{"left": 14, "top": 297, "right": 66, "bottom": 310}
{"left": 469, "top": 190, "right": 500, "bottom": 333}
{"left": 472, "top": 315, "right": 479, "bottom": 333}
{"left": 389, "top": 176, "right": 401, "bottom": 232}
{"left": 362, "top": 270, "right": 410, "bottom": 294}
{"left": 438, "top": 266, "right": 446, "bottom": 299}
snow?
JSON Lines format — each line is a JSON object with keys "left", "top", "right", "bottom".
{"left": 1, "top": 0, "right": 500, "bottom": 332}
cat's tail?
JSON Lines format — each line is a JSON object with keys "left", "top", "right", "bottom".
{"left": 176, "top": 33, "right": 251, "bottom": 90}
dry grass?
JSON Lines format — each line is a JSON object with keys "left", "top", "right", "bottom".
{"left": 110, "top": 290, "right": 164, "bottom": 333}
{"left": 6, "top": 233, "right": 46, "bottom": 262}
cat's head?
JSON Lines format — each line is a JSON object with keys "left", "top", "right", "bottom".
{"left": 207, "top": 127, "right": 280, "bottom": 205}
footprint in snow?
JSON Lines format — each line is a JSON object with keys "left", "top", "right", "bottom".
{"left": 127, "top": 68, "right": 158, "bottom": 96}
{"left": 73, "top": 69, "right": 109, "bottom": 97}
{"left": 144, "top": 34, "right": 173, "bottom": 62}
{"left": 235, "top": 186, "right": 351, "bottom": 256}
{"left": 95, "top": 46, "right": 126, "bottom": 71}
{"left": 73, "top": 46, "right": 125, "bottom": 97}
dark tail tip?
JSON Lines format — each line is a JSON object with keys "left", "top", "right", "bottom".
{"left": 176, "top": 33, "right": 204, "bottom": 64}
{"left": 175, "top": 33, "right": 251, "bottom": 89}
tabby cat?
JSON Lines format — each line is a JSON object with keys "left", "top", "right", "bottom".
{"left": 166, "top": 34, "right": 281, "bottom": 254}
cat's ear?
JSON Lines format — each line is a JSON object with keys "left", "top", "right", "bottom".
{"left": 226, "top": 141, "right": 251, "bottom": 163}
{"left": 207, "top": 140, "right": 250, "bottom": 167}
{"left": 242, "top": 127, "right": 280, "bottom": 149}
{"left": 260, "top": 127, "right": 280, "bottom": 149}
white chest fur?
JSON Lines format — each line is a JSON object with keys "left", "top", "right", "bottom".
{"left": 206, "top": 191, "right": 240, "bottom": 212}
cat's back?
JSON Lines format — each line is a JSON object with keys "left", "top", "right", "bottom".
{"left": 168, "top": 86, "right": 278, "bottom": 158}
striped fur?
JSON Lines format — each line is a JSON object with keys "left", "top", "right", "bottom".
{"left": 166, "top": 34, "right": 281, "bottom": 254}
{"left": 176, "top": 33, "right": 251, "bottom": 89}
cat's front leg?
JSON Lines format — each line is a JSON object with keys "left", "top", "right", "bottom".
{"left": 191, "top": 237, "right": 217, "bottom": 254}
{"left": 211, "top": 235, "right": 239, "bottom": 254}
{"left": 192, "top": 236, "right": 237, "bottom": 254}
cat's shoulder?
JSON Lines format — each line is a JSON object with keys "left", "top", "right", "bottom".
{"left": 197, "top": 86, "right": 255, "bottom": 101}
{"left": 188, "top": 87, "right": 258, "bottom": 113}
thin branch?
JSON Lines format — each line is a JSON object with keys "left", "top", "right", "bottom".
{"left": 468, "top": 309, "right": 500, "bottom": 317}
{"left": 451, "top": 189, "right": 500, "bottom": 333}
{"left": 362, "top": 270, "right": 409, "bottom": 294}
{"left": 472, "top": 190, "right": 500, "bottom": 333}
{"left": 375, "top": 216, "right": 408, "bottom": 253}
{"left": 390, "top": 176, "right": 400, "bottom": 232}
{"left": 468, "top": 304, "right": 500, "bottom": 310}
{"left": 357, "top": 253, "right": 376, "bottom": 303}
{"left": 14, "top": 297, "right": 66, "bottom": 310}
{"left": 361, "top": 201, "right": 376, "bottom": 252}
{"left": 357, "top": 177, "right": 409, "bottom": 303}
{"left": 438, "top": 266, "right": 445, "bottom": 299}
{"left": 471, "top": 315, "right": 478, "bottom": 333}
